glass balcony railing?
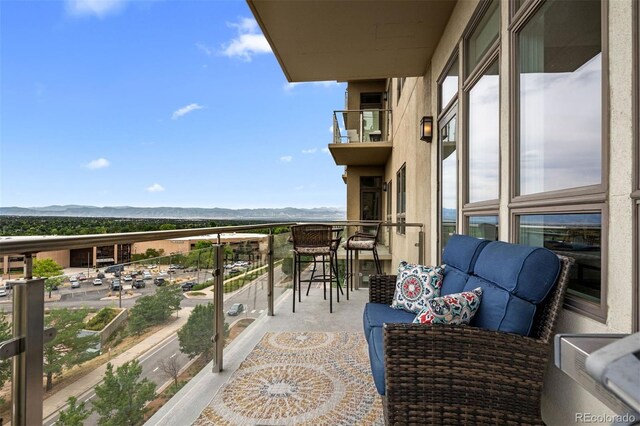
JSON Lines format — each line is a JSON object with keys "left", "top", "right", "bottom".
{"left": 332, "top": 109, "right": 392, "bottom": 144}
{"left": 0, "top": 221, "right": 422, "bottom": 425}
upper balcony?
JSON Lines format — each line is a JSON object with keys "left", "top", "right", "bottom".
{"left": 329, "top": 109, "right": 392, "bottom": 166}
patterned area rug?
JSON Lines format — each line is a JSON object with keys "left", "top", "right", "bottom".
{"left": 194, "top": 332, "right": 383, "bottom": 425}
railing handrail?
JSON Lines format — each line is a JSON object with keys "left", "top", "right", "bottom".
{"left": 0, "top": 220, "right": 423, "bottom": 256}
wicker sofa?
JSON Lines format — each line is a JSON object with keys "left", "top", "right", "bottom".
{"left": 363, "top": 234, "right": 573, "bottom": 425}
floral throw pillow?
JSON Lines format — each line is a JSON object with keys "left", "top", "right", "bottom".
{"left": 391, "top": 261, "right": 445, "bottom": 313}
{"left": 413, "top": 287, "right": 483, "bottom": 325}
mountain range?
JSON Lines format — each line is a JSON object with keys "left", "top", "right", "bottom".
{"left": 0, "top": 205, "right": 346, "bottom": 220}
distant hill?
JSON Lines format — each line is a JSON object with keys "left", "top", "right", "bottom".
{"left": 0, "top": 205, "right": 346, "bottom": 220}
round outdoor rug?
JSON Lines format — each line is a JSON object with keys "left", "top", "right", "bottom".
{"left": 193, "top": 332, "right": 383, "bottom": 425}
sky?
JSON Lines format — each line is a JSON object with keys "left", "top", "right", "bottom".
{"left": 0, "top": 0, "right": 347, "bottom": 209}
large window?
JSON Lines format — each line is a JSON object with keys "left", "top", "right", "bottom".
{"left": 468, "top": 215, "right": 498, "bottom": 241}
{"left": 517, "top": 0, "right": 602, "bottom": 196}
{"left": 440, "top": 55, "right": 459, "bottom": 112}
{"left": 360, "top": 177, "right": 382, "bottom": 221}
{"left": 511, "top": 0, "right": 606, "bottom": 320}
{"left": 468, "top": 60, "right": 499, "bottom": 203}
{"left": 466, "top": 0, "right": 499, "bottom": 76}
{"left": 396, "top": 165, "right": 406, "bottom": 235}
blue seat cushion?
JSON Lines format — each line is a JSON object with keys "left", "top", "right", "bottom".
{"left": 473, "top": 241, "right": 560, "bottom": 304}
{"left": 363, "top": 303, "right": 415, "bottom": 342}
{"left": 442, "top": 234, "right": 490, "bottom": 274}
{"left": 463, "top": 276, "right": 536, "bottom": 335}
{"left": 440, "top": 265, "right": 470, "bottom": 295}
{"left": 368, "top": 326, "right": 386, "bottom": 395}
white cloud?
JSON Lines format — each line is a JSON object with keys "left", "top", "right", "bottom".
{"left": 172, "top": 103, "right": 203, "bottom": 120}
{"left": 302, "top": 148, "right": 317, "bottom": 154}
{"left": 146, "top": 183, "right": 165, "bottom": 193}
{"left": 221, "top": 18, "right": 271, "bottom": 61}
{"left": 328, "top": 125, "right": 334, "bottom": 134}
{"left": 321, "top": 147, "right": 330, "bottom": 154}
{"left": 65, "top": 0, "right": 126, "bottom": 18}
{"left": 196, "top": 43, "right": 212, "bottom": 56}
{"left": 280, "top": 156, "right": 293, "bottom": 163}
{"left": 84, "top": 158, "right": 110, "bottom": 170}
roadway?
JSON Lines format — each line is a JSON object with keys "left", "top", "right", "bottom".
{"left": 42, "top": 265, "right": 286, "bottom": 426}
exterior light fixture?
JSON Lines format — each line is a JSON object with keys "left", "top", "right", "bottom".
{"left": 382, "top": 182, "right": 388, "bottom": 192}
{"left": 420, "top": 116, "right": 433, "bottom": 142}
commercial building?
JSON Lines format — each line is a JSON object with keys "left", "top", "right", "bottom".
{"left": 248, "top": 0, "right": 639, "bottom": 423}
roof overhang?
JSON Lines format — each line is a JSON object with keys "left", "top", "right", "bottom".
{"left": 247, "top": 0, "right": 457, "bottom": 82}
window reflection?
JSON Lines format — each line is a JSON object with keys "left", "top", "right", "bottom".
{"left": 441, "top": 56, "right": 459, "bottom": 110}
{"left": 441, "top": 115, "right": 457, "bottom": 251}
{"left": 518, "top": 0, "right": 602, "bottom": 195}
{"left": 466, "top": 0, "right": 500, "bottom": 76}
{"left": 468, "top": 216, "right": 498, "bottom": 241}
{"left": 519, "top": 213, "right": 601, "bottom": 303}
{"left": 468, "top": 61, "right": 499, "bottom": 202}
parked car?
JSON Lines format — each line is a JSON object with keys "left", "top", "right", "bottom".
{"left": 142, "top": 272, "right": 152, "bottom": 280}
{"left": 123, "top": 275, "right": 133, "bottom": 282}
{"left": 133, "top": 278, "right": 145, "bottom": 289}
{"left": 70, "top": 280, "right": 80, "bottom": 289}
{"left": 0, "top": 287, "right": 7, "bottom": 297}
{"left": 96, "top": 272, "right": 105, "bottom": 279}
{"left": 110, "top": 279, "right": 121, "bottom": 291}
{"left": 93, "top": 278, "right": 103, "bottom": 286}
{"left": 181, "top": 281, "right": 196, "bottom": 291}
{"left": 114, "top": 271, "right": 121, "bottom": 278}
{"left": 77, "top": 273, "right": 87, "bottom": 281}
{"left": 154, "top": 277, "right": 165, "bottom": 286}
{"left": 227, "top": 303, "right": 245, "bottom": 316}
{"left": 105, "top": 265, "right": 124, "bottom": 273}
{"left": 184, "top": 267, "right": 198, "bottom": 272}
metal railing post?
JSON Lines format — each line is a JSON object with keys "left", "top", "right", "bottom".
{"left": 418, "top": 230, "right": 425, "bottom": 265}
{"left": 359, "top": 111, "right": 364, "bottom": 142}
{"left": 13, "top": 254, "right": 45, "bottom": 425}
{"left": 212, "top": 245, "right": 225, "bottom": 373}
{"left": 267, "top": 234, "right": 274, "bottom": 316}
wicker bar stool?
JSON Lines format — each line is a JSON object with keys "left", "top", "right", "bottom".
{"left": 343, "top": 222, "right": 382, "bottom": 294}
{"left": 291, "top": 224, "right": 337, "bottom": 313}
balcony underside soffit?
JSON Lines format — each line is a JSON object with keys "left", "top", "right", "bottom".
{"left": 247, "top": 0, "right": 457, "bottom": 82}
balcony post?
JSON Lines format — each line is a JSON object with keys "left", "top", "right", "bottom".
{"left": 267, "top": 234, "right": 274, "bottom": 316}
{"left": 12, "top": 253, "right": 45, "bottom": 426}
{"left": 359, "top": 111, "right": 364, "bottom": 142}
{"left": 212, "top": 245, "right": 225, "bottom": 373}
{"left": 418, "top": 229, "right": 425, "bottom": 265}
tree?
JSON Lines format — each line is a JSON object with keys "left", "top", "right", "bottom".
{"left": 57, "top": 396, "right": 91, "bottom": 426}
{"left": 158, "top": 357, "right": 180, "bottom": 391}
{"left": 155, "top": 285, "right": 182, "bottom": 318}
{"left": 33, "top": 258, "right": 63, "bottom": 278}
{"left": 0, "top": 311, "right": 11, "bottom": 404}
{"left": 45, "top": 275, "right": 64, "bottom": 298}
{"left": 177, "top": 303, "right": 227, "bottom": 362}
{"left": 92, "top": 361, "right": 156, "bottom": 426}
{"left": 44, "top": 308, "right": 99, "bottom": 390}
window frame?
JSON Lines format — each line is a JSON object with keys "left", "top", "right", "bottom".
{"left": 509, "top": 0, "right": 609, "bottom": 207}
{"left": 511, "top": 203, "right": 608, "bottom": 322}
{"left": 461, "top": 0, "right": 501, "bottom": 225}
{"left": 507, "top": 0, "right": 609, "bottom": 320}
{"left": 437, "top": 105, "right": 458, "bottom": 259}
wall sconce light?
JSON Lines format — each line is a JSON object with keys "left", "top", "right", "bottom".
{"left": 382, "top": 182, "right": 388, "bottom": 192}
{"left": 420, "top": 116, "right": 433, "bottom": 143}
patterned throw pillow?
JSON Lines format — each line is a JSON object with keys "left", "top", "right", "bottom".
{"left": 391, "top": 261, "right": 445, "bottom": 313}
{"left": 413, "top": 287, "right": 483, "bottom": 325}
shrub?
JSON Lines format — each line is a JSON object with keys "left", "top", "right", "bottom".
{"left": 85, "top": 308, "right": 119, "bottom": 331}
{"left": 188, "top": 291, "right": 205, "bottom": 296}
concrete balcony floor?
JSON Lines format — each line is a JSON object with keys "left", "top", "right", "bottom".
{"left": 147, "top": 279, "right": 377, "bottom": 426}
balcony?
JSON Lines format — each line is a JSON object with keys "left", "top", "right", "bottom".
{"left": 329, "top": 110, "right": 392, "bottom": 166}
{"left": 0, "top": 221, "right": 423, "bottom": 425}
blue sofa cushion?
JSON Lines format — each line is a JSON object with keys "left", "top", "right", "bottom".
{"left": 463, "top": 276, "right": 537, "bottom": 335}
{"left": 368, "top": 326, "right": 386, "bottom": 395}
{"left": 363, "top": 302, "right": 415, "bottom": 342}
{"left": 474, "top": 241, "right": 560, "bottom": 304}
{"left": 440, "top": 265, "right": 470, "bottom": 295}
{"left": 442, "top": 234, "right": 490, "bottom": 274}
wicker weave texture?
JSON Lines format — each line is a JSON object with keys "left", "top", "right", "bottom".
{"left": 369, "top": 274, "right": 396, "bottom": 304}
